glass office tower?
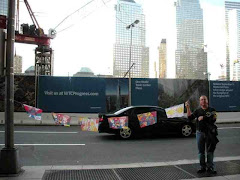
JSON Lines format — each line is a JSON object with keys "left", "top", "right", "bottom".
{"left": 113, "top": 0, "right": 149, "bottom": 78}
{"left": 175, "top": 0, "right": 207, "bottom": 79}
{"left": 225, "top": 1, "right": 240, "bottom": 81}
{"left": 0, "top": 0, "right": 8, "bottom": 16}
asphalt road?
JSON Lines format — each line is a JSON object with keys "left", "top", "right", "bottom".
{"left": 0, "top": 124, "right": 240, "bottom": 166}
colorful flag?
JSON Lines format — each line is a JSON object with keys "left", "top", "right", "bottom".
{"left": 23, "top": 104, "right": 42, "bottom": 121}
{"left": 52, "top": 113, "right": 71, "bottom": 126}
{"left": 137, "top": 111, "right": 157, "bottom": 128}
{"left": 108, "top": 116, "right": 128, "bottom": 129}
{"left": 79, "top": 117, "right": 99, "bottom": 132}
{"left": 165, "top": 104, "right": 184, "bottom": 118}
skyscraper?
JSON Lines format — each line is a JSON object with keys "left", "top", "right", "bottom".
{"left": 113, "top": 0, "right": 149, "bottom": 78}
{"left": 154, "top": 61, "right": 157, "bottom": 78}
{"left": 159, "top": 39, "right": 167, "bottom": 78}
{"left": 175, "top": 0, "right": 207, "bottom": 80}
{"left": 225, "top": 1, "right": 240, "bottom": 81}
{"left": 0, "top": 0, "right": 8, "bottom": 16}
{"left": 14, "top": 54, "right": 22, "bottom": 74}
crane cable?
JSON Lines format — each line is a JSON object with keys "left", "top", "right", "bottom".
{"left": 56, "top": 0, "right": 145, "bottom": 34}
{"left": 57, "top": 0, "right": 113, "bottom": 34}
{"left": 53, "top": 0, "right": 96, "bottom": 30}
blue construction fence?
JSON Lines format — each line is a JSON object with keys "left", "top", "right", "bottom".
{"left": 37, "top": 76, "right": 206, "bottom": 113}
{"left": 0, "top": 75, "right": 239, "bottom": 113}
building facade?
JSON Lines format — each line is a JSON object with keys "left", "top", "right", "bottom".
{"left": 73, "top": 67, "right": 95, "bottom": 77}
{"left": 225, "top": 1, "right": 240, "bottom": 81}
{"left": 113, "top": 0, "right": 149, "bottom": 78}
{"left": 175, "top": 0, "right": 207, "bottom": 80}
{"left": 159, "top": 39, "right": 167, "bottom": 78}
{"left": 25, "top": 66, "right": 35, "bottom": 75}
{"left": 154, "top": 61, "right": 157, "bottom": 78}
{"left": 14, "top": 54, "right": 22, "bottom": 74}
{"left": 0, "top": 0, "right": 8, "bottom": 16}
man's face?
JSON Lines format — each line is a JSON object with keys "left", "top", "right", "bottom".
{"left": 200, "top": 96, "right": 208, "bottom": 107}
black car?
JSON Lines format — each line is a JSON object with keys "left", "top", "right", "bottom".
{"left": 98, "top": 106, "right": 196, "bottom": 139}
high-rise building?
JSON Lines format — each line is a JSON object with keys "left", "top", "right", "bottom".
{"left": 0, "top": 0, "right": 8, "bottom": 16}
{"left": 159, "top": 39, "right": 167, "bottom": 78}
{"left": 113, "top": 0, "right": 149, "bottom": 78}
{"left": 154, "top": 61, "right": 157, "bottom": 78}
{"left": 175, "top": 0, "right": 207, "bottom": 80}
{"left": 14, "top": 54, "right": 22, "bottom": 74}
{"left": 225, "top": 1, "right": 240, "bottom": 81}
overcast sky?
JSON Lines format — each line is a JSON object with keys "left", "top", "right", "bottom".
{"left": 14, "top": 0, "right": 240, "bottom": 80}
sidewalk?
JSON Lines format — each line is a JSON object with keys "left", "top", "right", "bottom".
{"left": 1, "top": 157, "right": 240, "bottom": 180}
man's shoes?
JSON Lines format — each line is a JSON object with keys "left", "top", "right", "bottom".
{"left": 207, "top": 168, "right": 217, "bottom": 174}
{"left": 197, "top": 168, "right": 206, "bottom": 173}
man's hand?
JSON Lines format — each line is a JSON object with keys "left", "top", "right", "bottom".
{"left": 198, "top": 116, "right": 204, "bottom": 121}
{"left": 185, "top": 101, "right": 190, "bottom": 108}
{"left": 185, "top": 101, "right": 192, "bottom": 117}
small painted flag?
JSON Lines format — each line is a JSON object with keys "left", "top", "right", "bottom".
{"left": 165, "top": 104, "right": 184, "bottom": 118}
{"left": 23, "top": 104, "right": 42, "bottom": 121}
{"left": 79, "top": 117, "right": 99, "bottom": 132}
{"left": 137, "top": 111, "right": 157, "bottom": 128}
{"left": 108, "top": 116, "right": 128, "bottom": 129}
{"left": 52, "top": 113, "right": 71, "bottom": 126}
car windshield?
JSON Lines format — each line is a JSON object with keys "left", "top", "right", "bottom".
{"left": 114, "top": 107, "right": 132, "bottom": 115}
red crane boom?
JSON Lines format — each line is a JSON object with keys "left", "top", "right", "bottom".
{"left": 15, "top": 0, "right": 53, "bottom": 76}
{"left": 15, "top": 0, "right": 51, "bottom": 45}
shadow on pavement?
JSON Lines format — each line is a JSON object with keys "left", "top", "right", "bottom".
{"left": 97, "top": 133, "right": 195, "bottom": 141}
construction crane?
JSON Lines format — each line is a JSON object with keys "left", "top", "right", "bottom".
{"left": 14, "top": 0, "right": 98, "bottom": 76}
{"left": 15, "top": 0, "right": 56, "bottom": 76}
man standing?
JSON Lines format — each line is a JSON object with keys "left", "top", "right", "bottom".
{"left": 185, "top": 95, "right": 218, "bottom": 174}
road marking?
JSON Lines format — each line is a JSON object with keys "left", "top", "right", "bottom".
{"left": 218, "top": 127, "right": 240, "bottom": 130}
{"left": 0, "top": 144, "right": 85, "bottom": 146}
{"left": 0, "top": 131, "right": 78, "bottom": 134}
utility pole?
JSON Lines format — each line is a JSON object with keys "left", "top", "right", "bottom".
{"left": 0, "top": 29, "right": 6, "bottom": 75}
{"left": 0, "top": 0, "right": 21, "bottom": 174}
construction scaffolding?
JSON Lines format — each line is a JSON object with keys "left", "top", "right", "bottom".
{"left": 35, "top": 46, "right": 53, "bottom": 76}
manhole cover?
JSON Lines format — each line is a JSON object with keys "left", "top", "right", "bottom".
{"left": 230, "top": 160, "right": 240, "bottom": 166}
{"left": 177, "top": 161, "right": 240, "bottom": 178}
{"left": 115, "top": 166, "right": 194, "bottom": 180}
{"left": 42, "top": 169, "right": 119, "bottom": 180}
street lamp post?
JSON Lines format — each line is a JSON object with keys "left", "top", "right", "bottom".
{"left": 203, "top": 72, "right": 211, "bottom": 104}
{"left": 0, "top": 0, "right": 21, "bottom": 175}
{"left": 126, "top": 19, "right": 139, "bottom": 107}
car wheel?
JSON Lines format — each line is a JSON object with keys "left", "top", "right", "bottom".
{"left": 181, "top": 124, "right": 192, "bottom": 137}
{"left": 119, "top": 127, "right": 133, "bottom": 139}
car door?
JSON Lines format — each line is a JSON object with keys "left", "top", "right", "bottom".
{"left": 153, "top": 107, "right": 178, "bottom": 134}
{"left": 157, "top": 108, "right": 179, "bottom": 133}
{"left": 131, "top": 107, "right": 152, "bottom": 132}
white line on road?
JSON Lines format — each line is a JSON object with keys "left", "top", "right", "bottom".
{"left": 0, "top": 131, "right": 78, "bottom": 134}
{"left": 0, "top": 144, "right": 85, "bottom": 146}
{"left": 218, "top": 127, "right": 240, "bottom": 130}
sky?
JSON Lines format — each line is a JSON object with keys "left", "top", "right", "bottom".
{"left": 14, "top": 0, "right": 240, "bottom": 80}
